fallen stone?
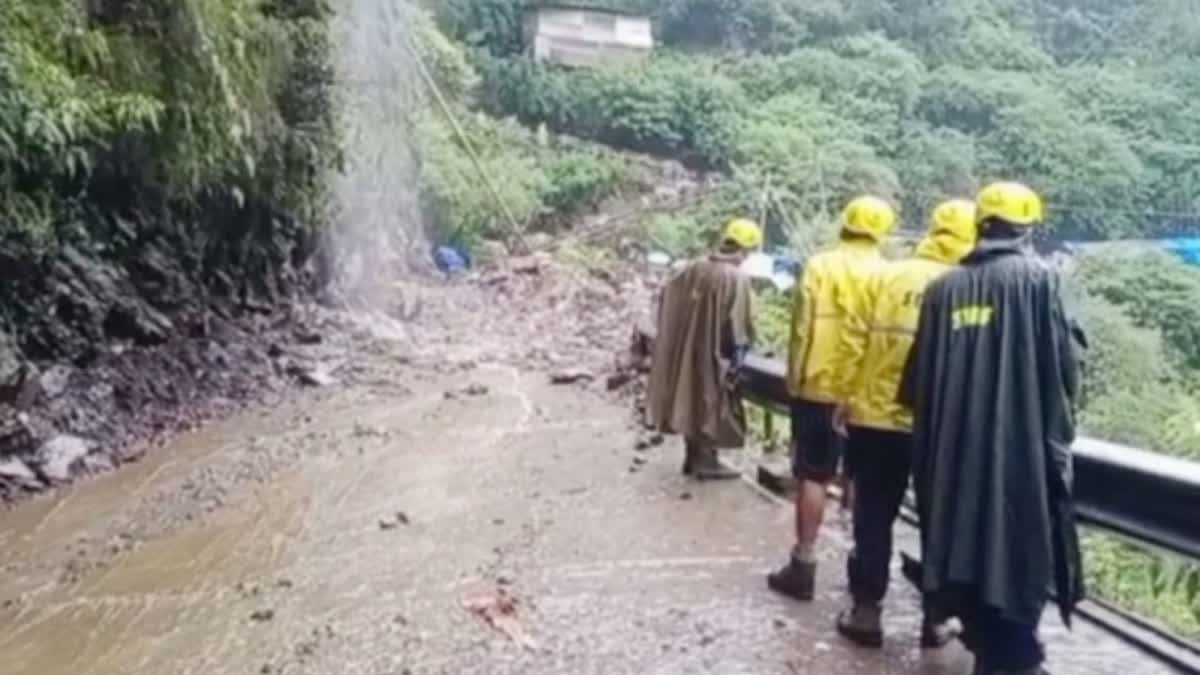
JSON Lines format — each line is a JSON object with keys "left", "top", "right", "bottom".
{"left": 549, "top": 369, "right": 593, "bottom": 385}
{"left": 293, "top": 328, "right": 323, "bottom": 345}
{"left": 250, "top": 609, "right": 275, "bottom": 622}
{"left": 632, "top": 456, "right": 647, "bottom": 466}
{"left": 297, "top": 367, "right": 337, "bottom": 388}
{"left": 38, "top": 365, "right": 74, "bottom": 400}
{"left": 395, "top": 511, "right": 410, "bottom": 525}
{"left": 446, "top": 383, "right": 489, "bottom": 399}
{"left": 509, "top": 256, "right": 543, "bottom": 275}
{"left": 605, "top": 371, "right": 634, "bottom": 391}
{"left": 35, "top": 435, "right": 95, "bottom": 483}
{"left": 0, "top": 458, "right": 42, "bottom": 489}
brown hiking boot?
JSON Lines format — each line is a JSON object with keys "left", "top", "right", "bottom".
{"left": 836, "top": 605, "right": 884, "bottom": 647}
{"left": 692, "top": 447, "right": 740, "bottom": 481}
{"left": 920, "top": 617, "right": 959, "bottom": 648}
{"left": 766, "top": 557, "right": 816, "bottom": 601}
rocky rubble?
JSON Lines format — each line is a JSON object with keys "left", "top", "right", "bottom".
{"left": 0, "top": 303, "right": 360, "bottom": 504}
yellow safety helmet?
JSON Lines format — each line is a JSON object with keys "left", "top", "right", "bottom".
{"left": 929, "top": 199, "right": 978, "bottom": 242}
{"left": 722, "top": 217, "right": 763, "bottom": 250}
{"left": 975, "top": 181, "right": 1044, "bottom": 227}
{"left": 920, "top": 199, "right": 978, "bottom": 263}
{"left": 841, "top": 196, "right": 897, "bottom": 242}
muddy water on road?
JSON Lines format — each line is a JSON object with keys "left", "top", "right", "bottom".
{"left": 0, "top": 355, "right": 1178, "bottom": 675}
{"left": 0, "top": 355, "right": 490, "bottom": 674}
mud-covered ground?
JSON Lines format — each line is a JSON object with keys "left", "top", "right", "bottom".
{"left": 0, "top": 251, "right": 1176, "bottom": 675}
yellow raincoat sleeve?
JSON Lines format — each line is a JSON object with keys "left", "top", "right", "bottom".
{"left": 833, "top": 264, "right": 879, "bottom": 402}
{"left": 786, "top": 264, "right": 816, "bottom": 396}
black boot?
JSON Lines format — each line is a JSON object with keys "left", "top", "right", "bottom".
{"left": 682, "top": 441, "right": 699, "bottom": 476}
{"left": 767, "top": 556, "right": 816, "bottom": 601}
{"left": 836, "top": 604, "right": 883, "bottom": 647}
{"left": 692, "top": 447, "right": 739, "bottom": 480}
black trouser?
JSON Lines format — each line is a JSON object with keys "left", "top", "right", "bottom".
{"left": 960, "top": 603, "right": 1044, "bottom": 671}
{"left": 845, "top": 426, "right": 912, "bottom": 607}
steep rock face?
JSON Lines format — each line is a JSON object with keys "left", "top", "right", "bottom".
{"left": 0, "top": 199, "right": 315, "bottom": 498}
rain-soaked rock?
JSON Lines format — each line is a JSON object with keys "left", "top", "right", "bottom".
{"left": 38, "top": 365, "right": 74, "bottom": 400}
{"left": 0, "top": 457, "right": 42, "bottom": 489}
{"left": 0, "top": 406, "right": 48, "bottom": 457}
{"left": 250, "top": 608, "right": 275, "bottom": 622}
{"left": 0, "top": 331, "right": 39, "bottom": 410}
{"left": 550, "top": 369, "right": 593, "bottom": 385}
{"left": 35, "top": 434, "right": 95, "bottom": 482}
{"left": 297, "top": 366, "right": 337, "bottom": 388}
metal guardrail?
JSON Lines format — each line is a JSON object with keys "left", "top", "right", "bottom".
{"left": 733, "top": 352, "right": 1200, "bottom": 562}
{"left": 733, "top": 351, "right": 1200, "bottom": 673}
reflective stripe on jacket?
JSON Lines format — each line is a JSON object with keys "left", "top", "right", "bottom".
{"left": 786, "top": 240, "right": 884, "bottom": 403}
{"left": 844, "top": 256, "right": 953, "bottom": 432}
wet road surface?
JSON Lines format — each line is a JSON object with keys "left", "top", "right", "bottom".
{"left": 0, "top": 354, "right": 1177, "bottom": 674}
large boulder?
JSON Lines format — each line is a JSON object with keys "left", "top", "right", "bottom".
{"left": 34, "top": 434, "right": 95, "bottom": 483}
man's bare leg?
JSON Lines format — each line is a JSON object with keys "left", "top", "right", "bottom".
{"left": 768, "top": 478, "right": 827, "bottom": 601}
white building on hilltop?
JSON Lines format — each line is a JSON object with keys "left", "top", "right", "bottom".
{"left": 522, "top": 3, "right": 654, "bottom": 67}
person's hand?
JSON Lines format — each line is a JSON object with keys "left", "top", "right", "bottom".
{"left": 832, "top": 402, "right": 851, "bottom": 438}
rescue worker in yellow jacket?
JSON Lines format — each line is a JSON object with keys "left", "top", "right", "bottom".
{"left": 767, "top": 196, "right": 895, "bottom": 602}
{"left": 830, "top": 199, "right": 979, "bottom": 649}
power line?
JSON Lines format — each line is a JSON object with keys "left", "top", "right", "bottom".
{"left": 397, "top": 28, "right": 532, "bottom": 253}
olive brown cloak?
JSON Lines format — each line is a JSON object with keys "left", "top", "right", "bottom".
{"left": 646, "top": 255, "right": 754, "bottom": 448}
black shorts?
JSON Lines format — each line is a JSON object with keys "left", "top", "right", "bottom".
{"left": 790, "top": 400, "right": 845, "bottom": 483}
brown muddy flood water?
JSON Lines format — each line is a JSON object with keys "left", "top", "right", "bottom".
{"left": 0, "top": 357, "right": 1178, "bottom": 675}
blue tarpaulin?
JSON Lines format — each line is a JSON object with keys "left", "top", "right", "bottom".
{"left": 433, "top": 245, "right": 471, "bottom": 275}
{"left": 1163, "top": 237, "right": 1200, "bottom": 265}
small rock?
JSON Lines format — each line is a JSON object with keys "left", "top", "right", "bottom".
{"left": 298, "top": 366, "right": 337, "bottom": 388}
{"left": 446, "top": 383, "right": 489, "bottom": 399}
{"left": 276, "top": 579, "right": 294, "bottom": 589}
{"left": 250, "top": 609, "right": 275, "bottom": 622}
{"left": 605, "top": 372, "right": 633, "bottom": 391}
{"left": 395, "top": 511, "right": 410, "bottom": 525}
{"left": 632, "top": 456, "right": 647, "bottom": 466}
{"left": 38, "top": 365, "right": 73, "bottom": 400}
{"left": 378, "top": 518, "right": 398, "bottom": 531}
{"left": 0, "top": 458, "right": 41, "bottom": 488}
{"left": 550, "top": 369, "right": 593, "bottom": 385}
{"left": 260, "top": 664, "right": 273, "bottom": 674}
{"left": 509, "top": 255, "right": 543, "bottom": 275}
{"left": 35, "top": 434, "right": 94, "bottom": 482}
{"left": 294, "top": 329, "right": 323, "bottom": 345}
{"left": 394, "top": 614, "right": 408, "bottom": 626}
{"left": 772, "top": 618, "right": 787, "bottom": 629}
{"left": 679, "top": 492, "right": 693, "bottom": 500}
{"left": 634, "top": 439, "right": 651, "bottom": 451}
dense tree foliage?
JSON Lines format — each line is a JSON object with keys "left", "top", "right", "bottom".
{"left": 0, "top": 0, "right": 340, "bottom": 360}
{"left": 437, "top": 0, "right": 1200, "bottom": 241}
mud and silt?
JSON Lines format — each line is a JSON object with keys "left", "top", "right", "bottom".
{"left": 0, "top": 256, "right": 1176, "bottom": 675}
